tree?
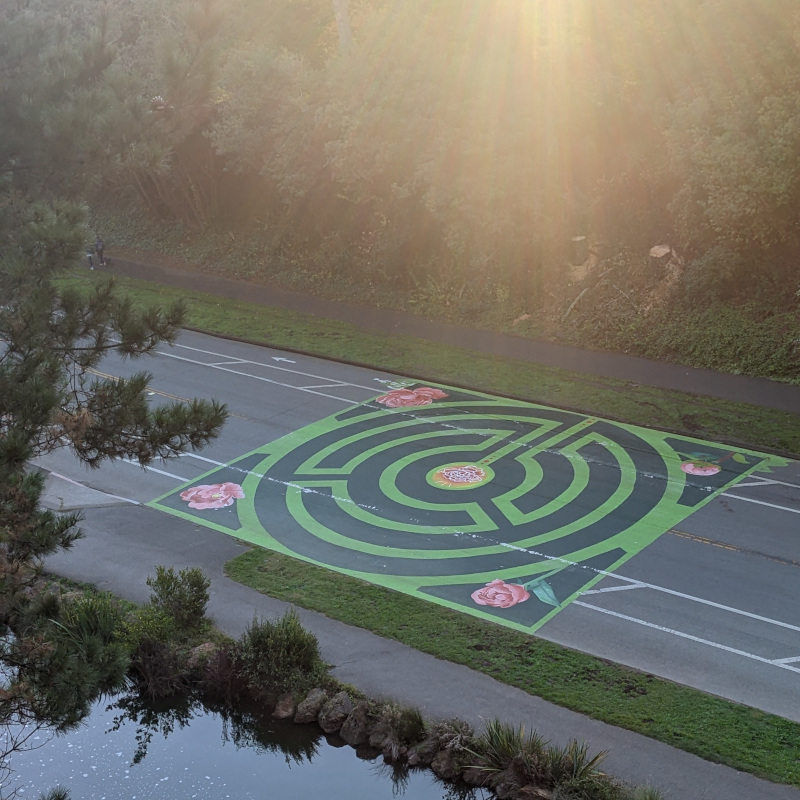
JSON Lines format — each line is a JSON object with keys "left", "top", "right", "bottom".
{"left": 0, "top": 197, "right": 227, "bottom": 796}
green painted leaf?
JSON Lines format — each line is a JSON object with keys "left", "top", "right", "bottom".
{"left": 527, "top": 578, "right": 560, "bottom": 607}
{"left": 732, "top": 453, "right": 748, "bottom": 464}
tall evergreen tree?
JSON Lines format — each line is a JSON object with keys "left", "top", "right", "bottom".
{"left": 0, "top": 197, "right": 227, "bottom": 798}
{"left": 0, "top": 1, "right": 229, "bottom": 776}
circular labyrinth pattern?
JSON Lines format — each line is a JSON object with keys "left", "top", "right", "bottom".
{"left": 245, "top": 398, "right": 702, "bottom": 582}
{"left": 158, "top": 385, "right": 768, "bottom": 630}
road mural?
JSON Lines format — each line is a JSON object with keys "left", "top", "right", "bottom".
{"left": 150, "top": 382, "right": 785, "bottom": 633}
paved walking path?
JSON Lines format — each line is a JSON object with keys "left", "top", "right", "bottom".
{"left": 110, "top": 257, "right": 800, "bottom": 414}
{"left": 44, "top": 257, "right": 800, "bottom": 799}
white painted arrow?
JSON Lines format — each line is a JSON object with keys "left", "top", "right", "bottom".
{"left": 271, "top": 357, "right": 296, "bottom": 363}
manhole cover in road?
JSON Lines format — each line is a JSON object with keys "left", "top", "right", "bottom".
{"left": 150, "top": 383, "right": 783, "bottom": 633}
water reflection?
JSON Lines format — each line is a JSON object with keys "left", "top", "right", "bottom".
{"left": 11, "top": 692, "right": 485, "bottom": 799}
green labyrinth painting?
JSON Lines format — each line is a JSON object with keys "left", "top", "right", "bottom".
{"left": 150, "top": 383, "right": 784, "bottom": 633}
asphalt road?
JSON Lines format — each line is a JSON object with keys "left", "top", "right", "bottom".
{"left": 36, "top": 328, "right": 800, "bottom": 728}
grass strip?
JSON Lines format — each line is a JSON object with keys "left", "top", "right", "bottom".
{"left": 226, "top": 547, "right": 800, "bottom": 787}
{"left": 63, "top": 271, "right": 800, "bottom": 456}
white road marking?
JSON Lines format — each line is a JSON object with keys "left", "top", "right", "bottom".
{"left": 774, "top": 655, "right": 800, "bottom": 664}
{"left": 180, "top": 453, "right": 227, "bottom": 466}
{"left": 734, "top": 476, "right": 800, "bottom": 490}
{"left": 168, "top": 341, "right": 378, "bottom": 391}
{"left": 121, "top": 459, "right": 186, "bottom": 482}
{"left": 721, "top": 492, "right": 800, "bottom": 514}
{"left": 155, "top": 351, "right": 370, "bottom": 403}
{"left": 572, "top": 601, "right": 800, "bottom": 675}
{"left": 48, "top": 472, "right": 139, "bottom": 505}
{"left": 580, "top": 583, "right": 645, "bottom": 595}
{"left": 586, "top": 571, "right": 800, "bottom": 634}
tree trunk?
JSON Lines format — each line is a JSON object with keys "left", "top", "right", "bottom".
{"left": 332, "top": 0, "right": 352, "bottom": 50}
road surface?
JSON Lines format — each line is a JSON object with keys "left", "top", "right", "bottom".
{"left": 36, "top": 329, "right": 800, "bottom": 723}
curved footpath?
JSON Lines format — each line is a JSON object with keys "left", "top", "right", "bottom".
{"left": 43, "top": 258, "right": 800, "bottom": 800}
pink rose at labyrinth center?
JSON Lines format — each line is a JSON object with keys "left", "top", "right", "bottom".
{"left": 471, "top": 579, "right": 530, "bottom": 609}
{"left": 180, "top": 482, "right": 245, "bottom": 510}
{"left": 375, "top": 387, "right": 448, "bottom": 408}
{"left": 441, "top": 465, "right": 485, "bottom": 484}
{"left": 680, "top": 461, "right": 721, "bottom": 476}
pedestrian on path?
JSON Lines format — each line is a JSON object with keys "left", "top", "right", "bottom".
{"left": 94, "top": 235, "right": 105, "bottom": 267}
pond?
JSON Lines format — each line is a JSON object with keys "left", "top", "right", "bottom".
{"left": 9, "top": 692, "right": 485, "bottom": 799}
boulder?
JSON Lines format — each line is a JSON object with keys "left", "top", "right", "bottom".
{"left": 271, "top": 692, "right": 295, "bottom": 720}
{"left": 367, "top": 719, "right": 393, "bottom": 749}
{"left": 462, "top": 766, "right": 489, "bottom": 787}
{"left": 515, "top": 787, "right": 553, "bottom": 800}
{"left": 649, "top": 244, "right": 672, "bottom": 259}
{"left": 381, "top": 736, "right": 401, "bottom": 762}
{"left": 339, "top": 701, "right": 370, "bottom": 746}
{"left": 185, "top": 642, "right": 216, "bottom": 671}
{"left": 318, "top": 691, "right": 355, "bottom": 734}
{"left": 430, "top": 749, "right": 461, "bottom": 781}
{"left": 294, "top": 688, "right": 328, "bottom": 724}
{"left": 407, "top": 735, "right": 440, "bottom": 766}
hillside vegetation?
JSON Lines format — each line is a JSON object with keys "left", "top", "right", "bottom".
{"left": 3, "top": 0, "right": 800, "bottom": 379}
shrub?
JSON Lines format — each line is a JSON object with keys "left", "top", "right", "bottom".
{"left": 377, "top": 703, "right": 427, "bottom": 746}
{"left": 130, "top": 639, "right": 191, "bottom": 699}
{"left": 470, "top": 719, "right": 549, "bottom": 775}
{"left": 199, "top": 644, "right": 248, "bottom": 705}
{"left": 546, "top": 739, "right": 609, "bottom": 786}
{"left": 146, "top": 565, "right": 210, "bottom": 630}
{"left": 116, "top": 605, "right": 176, "bottom": 652}
{"left": 468, "top": 723, "right": 610, "bottom": 793}
{"left": 428, "top": 718, "right": 477, "bottom": 753}
{"left": 236, "top": 610, "right": 326, "bottom": 700}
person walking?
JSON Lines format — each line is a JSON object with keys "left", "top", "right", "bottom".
{"left": 94, "top": 235, "right": 105, "bottom": 267}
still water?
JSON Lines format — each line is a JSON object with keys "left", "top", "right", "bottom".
{"left": 10, "top": 693, "right": 483, "bottom": 799}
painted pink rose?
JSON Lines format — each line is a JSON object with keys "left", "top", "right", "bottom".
{"left": 180, "top": 482, "right": 245, "bottom": 510}
{"left": 471, "top": 579, "right": 530, "bottom": 609}
{"left": 375, "top": 387, "right": 448, "bottom": 408}
{"left": 680, "top": 461, "right": 721, "bottom": 476}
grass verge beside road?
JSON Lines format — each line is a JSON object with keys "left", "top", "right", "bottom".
{"left": 65, "top": 271, "right": 800, "bottom": 457}
{"left": 227, "top": 547, "right": 800, "bottom": 788}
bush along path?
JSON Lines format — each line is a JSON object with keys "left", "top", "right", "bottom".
{"left": 43, "top": 568, "right": 665, "bottom": 800}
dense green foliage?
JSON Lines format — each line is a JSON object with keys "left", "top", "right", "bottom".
{"left": 3, "top": 0, "right": 798, "bottom": 380}
{"left": 146, "top": 565, "right": 211, "bottom": 630}
{"left": 236, "top": 610, "right": 327, "bottom": 700}
{"left": 0, "top": 6, "right": 229, "bottom": 791}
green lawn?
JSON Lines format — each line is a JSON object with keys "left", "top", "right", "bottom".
{"left": 62, "top": 269, "right": 800, "bottom": 786}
